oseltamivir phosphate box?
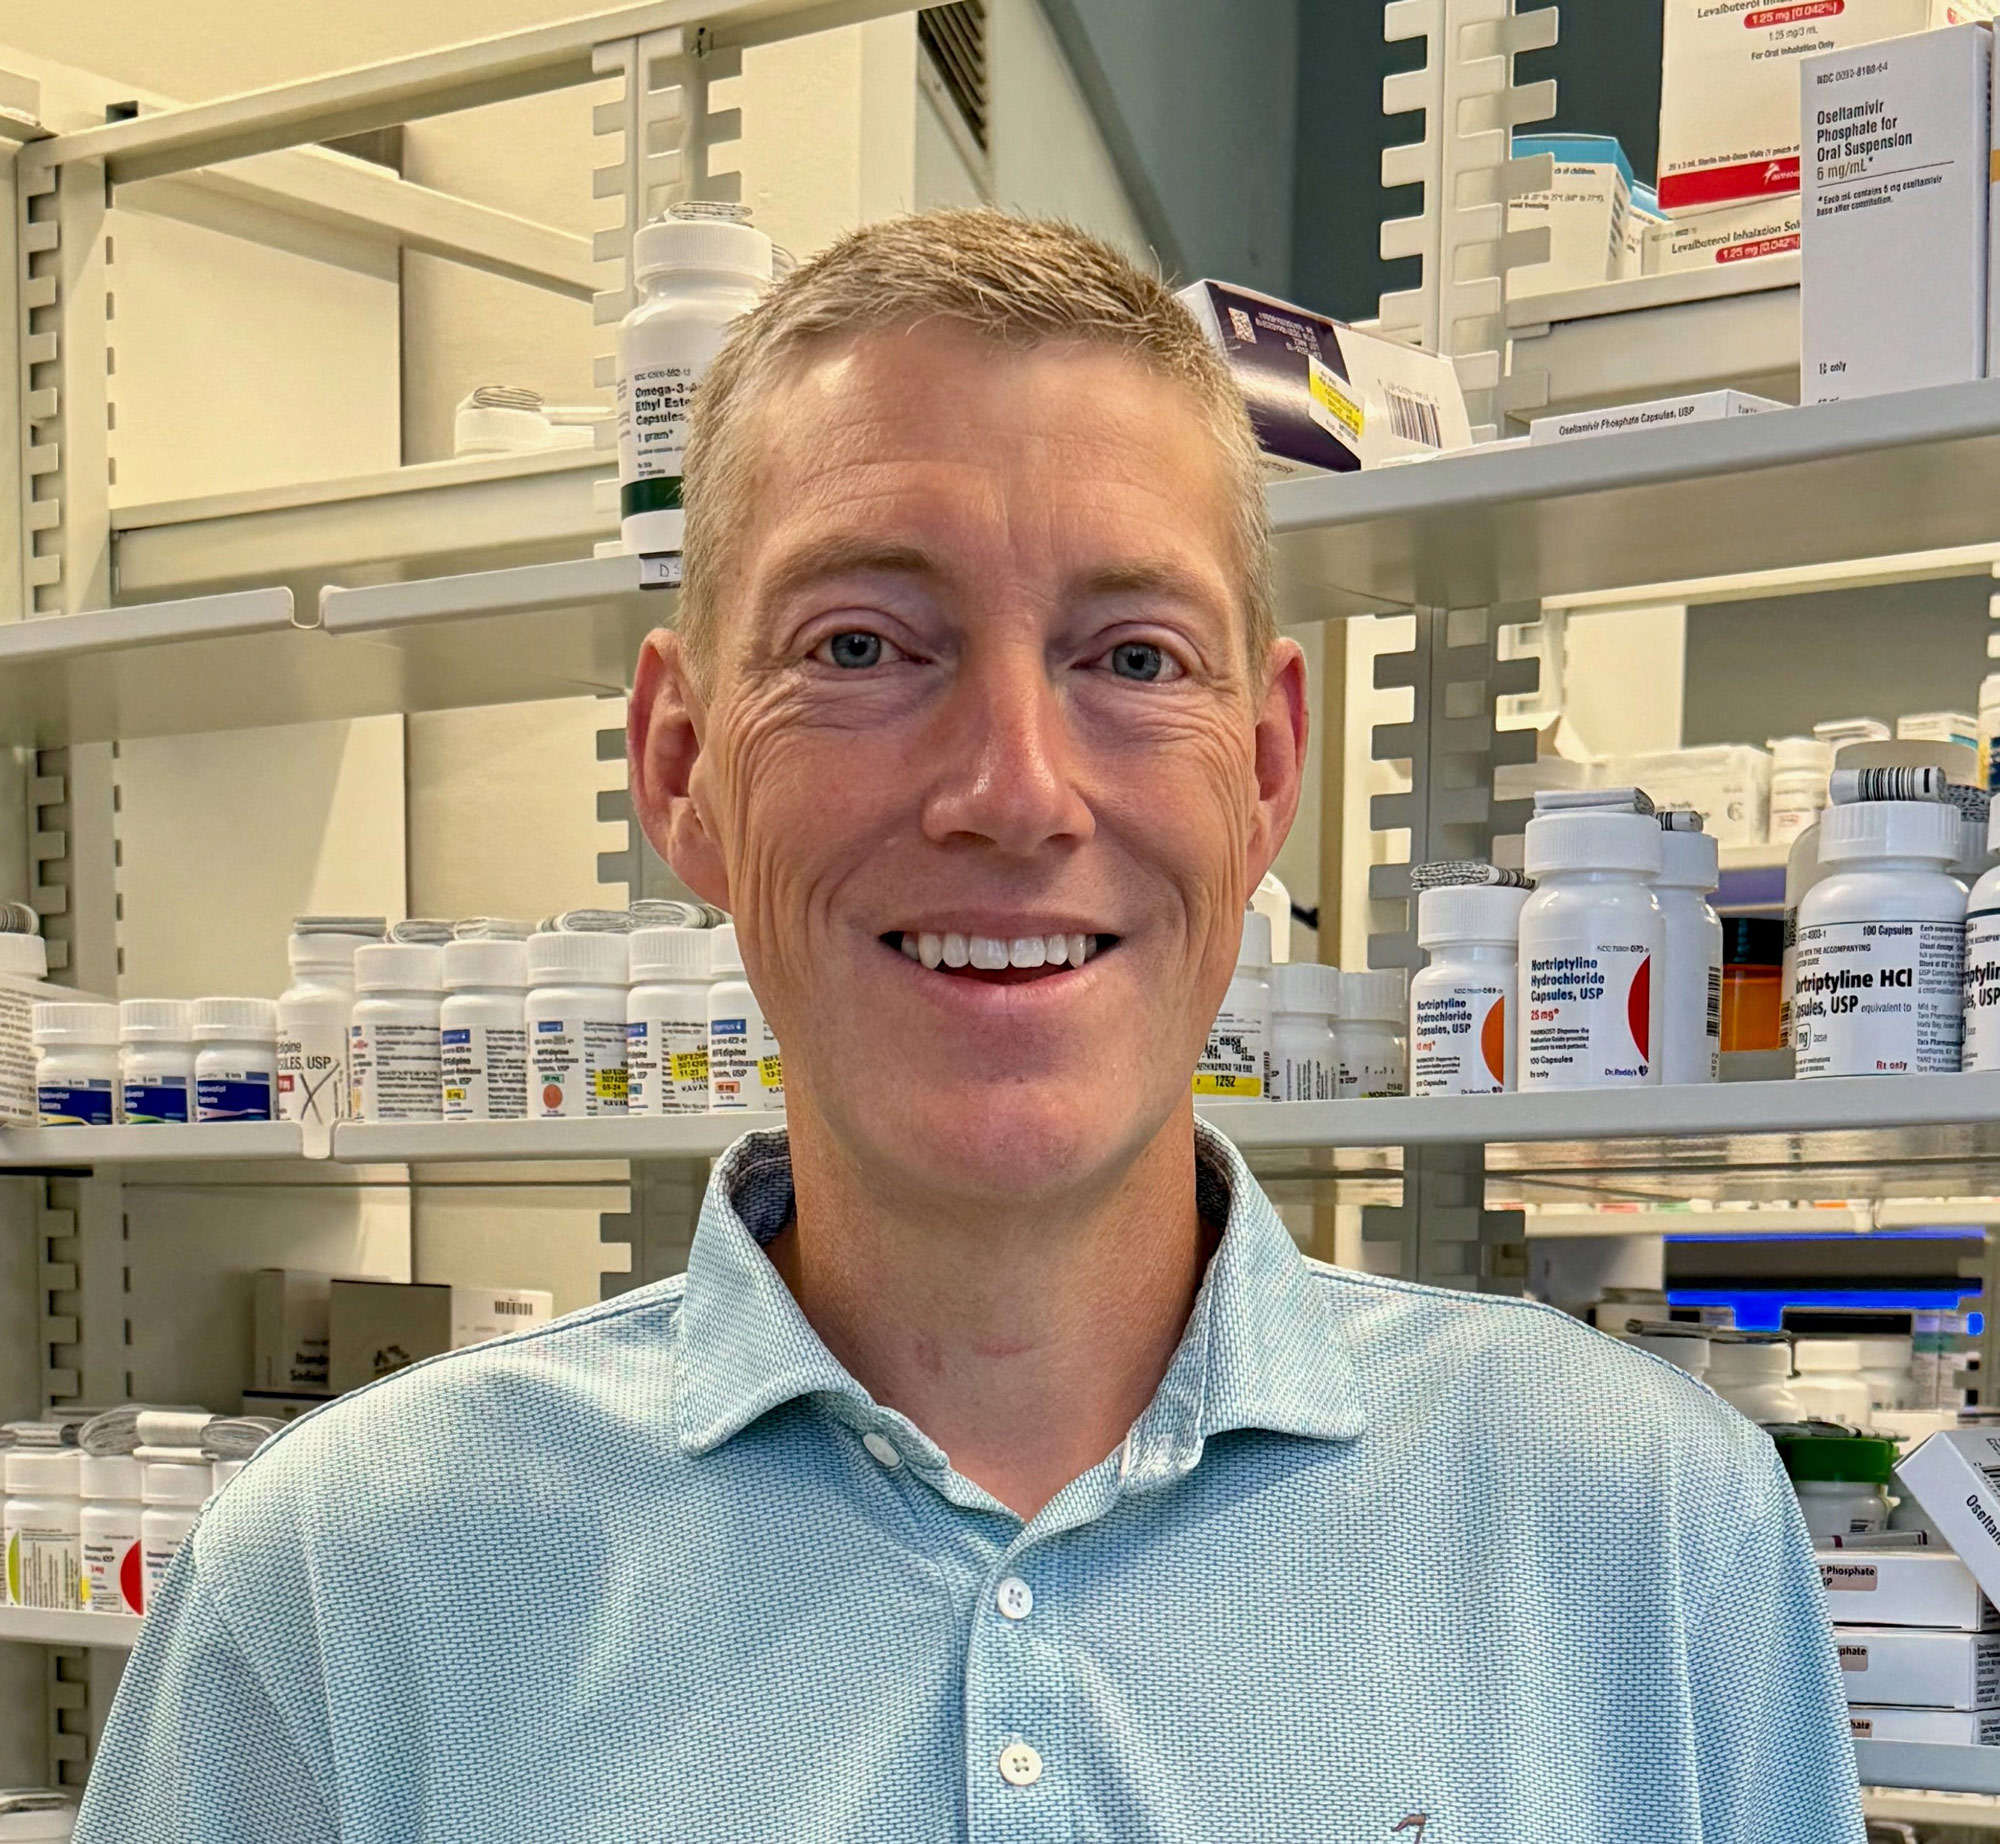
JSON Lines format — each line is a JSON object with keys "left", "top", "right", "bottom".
{"left": 1801, "top": 22, "right": 1991, "bottom": 401}
{"left": 1834, "top": 1625, "right": 2000, "bottom": 1706}
{"left": 1895, "top": 1428, "right": 2000, "bottom": 1609}
{"left": 1660, "top": 0, "right": 1931, "bottom": 216}
{"left": 1528, "top": 391, "right": 1783, "bottom": 444}
{"left": 1177, "top": 281, "right": 1472, "bottom": 473}
{"left": 1850, "top": 1703, "right": 2000, "bottom": 1740}
{"left": 1508, "top": 135, "right": 1634, "bottom": 295}
{"left": 1820, "top": 1548, "right": 2000, "bottom": 1628}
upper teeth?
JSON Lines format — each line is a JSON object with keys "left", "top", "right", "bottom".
{"left": 903, "top": 932, "right": 1096, "bottom": 969}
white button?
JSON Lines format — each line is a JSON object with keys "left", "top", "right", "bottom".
{"left": 862, "top": 1431, "right": 902, "bottom": 1469}
{"left": 996, "top": 1576, "right": 1034, "bottom": 1620}
{"left": 998, "top": 1743, "right": 1043, "bottom": 1788}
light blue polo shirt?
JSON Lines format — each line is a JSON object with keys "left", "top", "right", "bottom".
{"left": 79, "top": 1124, "right": 1863, "bottom": 1842}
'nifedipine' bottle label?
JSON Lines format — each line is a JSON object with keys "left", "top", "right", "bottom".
{"left": 1411, "top": 983, "right": 1508, "bottom": 1096}
{"left": 1522, "top": 944, "right": 1652, "bottom": 1087}
{"left": 1794, "top": 918, "right": 1964, "bottom": 1077}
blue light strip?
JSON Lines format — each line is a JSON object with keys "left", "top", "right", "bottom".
{"left": 1667, "top": 1287, "right": 1983, "bottom": 1334}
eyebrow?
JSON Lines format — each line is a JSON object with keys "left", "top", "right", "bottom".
{"left": 760, "top": 538, "right": 942, "bottom": 606}
{"left": 1072, "top": 559, "right": 1224, "bottom": 610}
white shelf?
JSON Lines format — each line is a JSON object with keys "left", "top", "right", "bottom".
{"left": 332, "top": 1111, "right": 784, "bottom": 1164}
{"left": 1267, "top": 378, "right": 2000, "bottom": 612}
{"left": 1857, "top": 1738, "right": 2000, "bottom": 1797}
{"left": 0, "top": 1122, "right": 303, "bottom": 1167}
{"left": 0, "top": 1606, "right": 142, "bottom": 1649}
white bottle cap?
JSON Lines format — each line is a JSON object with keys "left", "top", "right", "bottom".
{"left": 118, "top": 998, "right": 196, "bottom": 1044}
{"left": 1792, "top": 1337, "right": 1862, "bottom": 1374}
{"left": 77, "top": 1453, "right": 142, "bottom": 1500}
{"left": 32, "top": 1001, "right": 118, "bottom": 1047}
{"left": 708, "top": 923, "right": 745, "bottom": 977}
{"left": 1523, "top": 809, "right": 1662, "bottom": 878}
{"left": 1341, "top": 968, "right": 1406, "bottom": 1025}
{"left": 1268, "top": 961, "right": 1339, "bottom": 1017}
{"left": 1234, "top": 910, "right": 1273, "bottom": 974}
{"left": 1769, "top": 735, "right": 1833, "bottom": 775}
{"left": 190, "top": 996, "right": 278, "bottom": 1042}
{"left": 140, "top": 1459, "right": 212, "bottom": 1506}
{"left": 1816, "top": 797, "right": 1959, "bottom": 866}
{"left": 288, "top": 932, "right": 370, "bottom": 976}
{"left": 353, "top": 943, "right": 443, "bottom": 994}
{"left": 1655, "top": 827, "right": 1719, "bottom": 892}
{"left": 2, "top": 1447, "right": 79, "bottom": 1494}
{"left": 0, "top": 934, "right": 49, "bottom": 981}
{"left": 1417, "top": 883, "right": 1529, "bottom": 948}
{"left": 631, "top": 210, "right": 773, "bottom": 286}
{"left": 525, "top": 929, "right": 629, "bottom": 986}
{"left": 441, "top": 938, "right": 528, "bottom": 993}
{"left": 629, "top": 926, "right": 712, "bottom": 983}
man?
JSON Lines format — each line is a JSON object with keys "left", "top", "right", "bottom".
{"left": 80, "top": 210, "right": 1862, "bottom": 1841}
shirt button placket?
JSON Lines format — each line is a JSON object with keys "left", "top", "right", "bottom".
{"left": 967, "top": 1556, "right": 1061, "bottom": 1841}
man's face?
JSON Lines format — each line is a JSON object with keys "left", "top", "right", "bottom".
{"left": 633, "top": 323, "right": 1306, "bottom": 1203}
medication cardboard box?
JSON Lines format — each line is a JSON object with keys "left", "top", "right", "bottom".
{"left": 1896, "top": 1428, "right": 2000, "bottom": 1603}
{"left": 1819, "top": 1549, "right": 2000, "bottom": 1628}
{"left": 328, "top": 1280, "right": 554, "bottom": 1394}
{"left": 1646, "top": 195, "right": 1803, "bottom": 273}
{"left": 1529, "top": 391, "right": 1782, "bottom": 444}
{"left": 253, "top": 1268, "right": 332, "bottom": 1396}
{"left": 1801, "top": 23, "right": 1991, "bottom": 401}
{"left": 1834, "top": 1625, "right": 2000, "bottom": 1706}
{"left": 1508, "top": 135, "right": 1634, "bottom": 296}
{"left": 1658, "top": 0, "right": 1931, "bottom": 215}
{"left": 1177, "top": 280, "right": 1472, "bottom": 474}
{"left": 1850, "top": 1703, "right": 2000, "bottom": 1741}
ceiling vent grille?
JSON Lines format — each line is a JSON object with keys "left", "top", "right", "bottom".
{"left": 919, "top": 3, "right": 988, "bottom": 152}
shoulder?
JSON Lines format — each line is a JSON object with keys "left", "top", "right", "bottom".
{"left": 196, "top": 1277, "right": 690, "bottom": 1564}
{"left": 1303, "top": 1260, "right": 1777, "bottom": 1491}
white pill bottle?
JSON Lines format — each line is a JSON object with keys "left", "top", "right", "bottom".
{"left": 1410, "top": 883, "right": 1527, "bottom": 1096}
{"left": 1193, "top": 911, "right": 1272, "bottom": 1100}
{"left": 707, "top": 923, "right": 782, "bottom": 1113}
{"left": 1655, "top": 827, "right": 1723, "bottom": 1086}
{"left": 1266, "top": 961, "right": 1339, "bottom": 1103}
{"left": 440, "top": 938, "right": 530, "bottom": 1121}
{"left": 349, "top": 944, "right": 444, "bottom": 1123}
{"left": 1518, "top": 810, "right": 1663, "bottom": 1089}
{"left": 1966, "top": 806, "right": 2000, "bottom": 1068}
{"left": 1335, "top": 970, "right": 1408, "bottom": 1098}
{"left": 277, "top": 928, "right": 371, "bottom": 1128}
{"left": 616, "top": 205, "right": 773, "bottom": 555}
{"left": 526, "top": 930, "right": 630, "bottom": 1117}
{"left": 192, "top": 997, "right": 279, "bottom": 1122}
{"left": 1794, "top": 798, "right": 1965, "bottom": 1079}
{"left": 628, "top": 926, "right": 712, "bottom": 1116}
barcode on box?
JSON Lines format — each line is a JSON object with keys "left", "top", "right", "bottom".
{"left": 1384, "top": 385, "right": 1442, "bottom": 448}
{"left": 495, "top": 1299, "right": 536, "bottom": 1317}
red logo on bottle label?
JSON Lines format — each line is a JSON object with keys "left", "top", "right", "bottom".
{"left": 1628, "top": 955, "right": 1652, "bottom": 1061}
{"left": 120, "top": 1540, "right": 143, "bottom": 1615}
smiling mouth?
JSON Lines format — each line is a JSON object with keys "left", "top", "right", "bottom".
{"left": 881, "top": 931, "right": 1117, "bottom": 983}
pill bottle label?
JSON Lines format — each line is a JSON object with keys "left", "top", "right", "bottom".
{"left": 277, "top": 1023, "right": 348, "bottom": 1125}
{"left": 142, "top": 1536, "right": 187, "bottom": 1604}
{"left": 759, "top": 1047, "right": 785, "bottom": 1106}
{"left": 628, "top": 1018, "right": 709, "bottom": 1116}
{"left": 1794, "top": 918, "right": 1964, "bottom": 1078}
{"left": 349, "top": 1023, "right": 441, "bottom": 1122}
{"left": 38, "top": 1080, "right": 114, "bottom": 1126}
{"left": 532, "top": 1018, "right": 629, "bottom": 1117}
{"left": 442, "top": 1024, "right": 528, "bottom": 1121}
{"left": 122, "top": 1078, "right": 190, "bottom": 1125}
{"left": 708, "top": 1017, "right": 771, "bottom": 1111}
{"left": 1412, "top": 985, "right": 1509, "bottom": 1096}
{"left": 1965, "top": 908, "right": 2000, "bottom": 1072}
{"left": 1193, "top": 1004, "right": 1266, "bottom": 1099}
{"left": 1522, "top": 943, "right": 1653, "bottom": 1087}
{"left": 6, "top": 1524, "right": 80, "bottom": 1610}
{"left": 618, "top": 363, "right": 697, "bottom": 510}
{"left": 83, "top": 1529, "right": 141, "bottom": 1615}
{"left": 196, "top": 1071, "right": 275, "bottom": 1122}
{"left": 1270, "top": 1051, "right": 1336, "bottom": 1103}
{"left": 1338, "top": 1052, "right": 1407, "bottom": 1099}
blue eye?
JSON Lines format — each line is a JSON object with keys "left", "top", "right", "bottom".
{"left": 1109, "top": 642, "right": 1168, "bottom": 682}
{"left": 824, "top": 632, "right": 883, "bottom": 669}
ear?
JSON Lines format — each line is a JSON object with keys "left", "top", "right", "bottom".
{"left": 629, "top": 627, "right": 731, "bottom": 909}
{"left": 1245, "top": 636, "right": 1309, "bottom": 891}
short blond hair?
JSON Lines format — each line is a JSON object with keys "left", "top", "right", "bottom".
{"left": 677, "top": 208, "right": 1274, "bottom": 683}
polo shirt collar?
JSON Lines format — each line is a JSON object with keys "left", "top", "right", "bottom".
{"left": 671, "top": 1122, "right": 1367, "bottom": 1471}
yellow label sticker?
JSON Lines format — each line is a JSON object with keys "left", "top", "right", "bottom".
{"left": 758, "top": 1055, "right": 784, "bottom": 1089}
{"left": 1308, "top": 356, "right": 1365, "bottom": 441}
{"left": 595, "top": 1067, "right": 630, "bottom": 1103}
{"left": 669, "top": 1049, "right": 710, "bottom": 1084}
{"left": 1192, "top": 1072, "right": 1263, "bottom": 1098}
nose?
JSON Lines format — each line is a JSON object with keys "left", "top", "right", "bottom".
{"left": 920, "top": 642, "right": 1095, "bottom": 856}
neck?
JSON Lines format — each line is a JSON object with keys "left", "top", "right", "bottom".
{"left": 764, "top": 1102, "right": 1216, "bottom": 1520}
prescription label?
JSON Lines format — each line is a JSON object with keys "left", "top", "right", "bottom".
{"left": 197, "top": 1071, "right": 275, "bottom": 1123}
{"left": 442, "top": 1023, "right": 528, "bottom": 1121}
{"left": 1522, "top": 942, "right": 1654, "bottom": 1088}
{"left": 1793, "top": 918, "right": 1963, "bottom": 1077}
{"left": 626, "top": 1017, "right": 709, "bottom": 1116}
{"left": 531, "top": 1017, "right": 629, "bottom": 1118}
{"left": 1411, "top": 983, "right": 1510, "bottom": 1096}
{"left": 1963, "top": 907, "right": 2000, "bottom": 1071}
{"left": 349, "top": 1022, "right": 440, "bottom": 1122}
{"left": 122, "top": 1078, "right": 191, "bottom": 1125}
{"left": 1194, "top": 1002, "right": 1265, "bottom": 1099}
{"left": 617, "top": 364, "right": 696, "bottom": 519}
{"left": 6, "top": 1523, "right": 79, "bottom": 1610}
{"left": 37, "top": 1079, "right": 113, "bottom": 1126}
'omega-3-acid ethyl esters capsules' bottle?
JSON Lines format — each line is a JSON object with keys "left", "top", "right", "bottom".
{"left": 1517, "top": 808, "right": 1663, "bottom": 1089}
